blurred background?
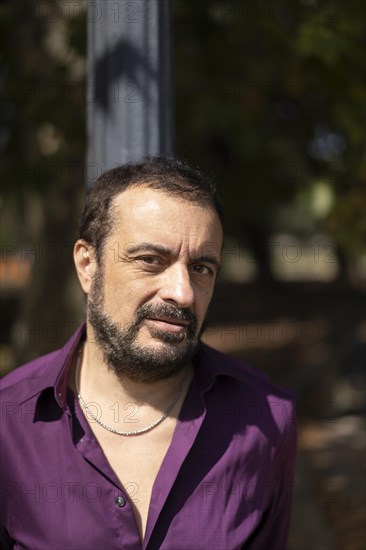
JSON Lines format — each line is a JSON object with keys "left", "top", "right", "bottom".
{"left": 0, "top": 1, "right": 365, "bottom": 548}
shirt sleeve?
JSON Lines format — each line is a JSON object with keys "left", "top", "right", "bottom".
{"left": 245, "top": 399, "right": 298, "bottom": 550}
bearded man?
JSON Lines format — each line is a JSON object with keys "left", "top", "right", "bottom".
{"left": 1, "top": 156, "right": 297, "bottom": 550}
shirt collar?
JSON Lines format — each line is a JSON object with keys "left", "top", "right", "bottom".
{"left": 21, "top": 323, "right": 228, "bottom": 409}
{"left": 17, "top": 323, "right": 86, "bottom": 408}
{"left": 53, "top": 323, "right": 86, "bottom": 407}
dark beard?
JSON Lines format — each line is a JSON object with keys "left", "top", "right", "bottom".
{"left": 87, "top": 268, "right": 201, "bottom": 383}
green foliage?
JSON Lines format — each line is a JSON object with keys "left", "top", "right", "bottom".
{"left": 0, "top": 0, "right": 86, "bottom": 199}
{"left": 173, "top": 0, "right": 365, "bottom": 255}
{"left": 0, "top": 0, "right": 364, "bottom": 259}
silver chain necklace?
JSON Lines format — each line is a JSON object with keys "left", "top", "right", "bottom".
{"left": 75, "top": 348, "right": 189, "bottom": 436}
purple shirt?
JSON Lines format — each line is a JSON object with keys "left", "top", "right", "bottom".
{"left": 1, "top": 324, "right": 297, "bottom": 550}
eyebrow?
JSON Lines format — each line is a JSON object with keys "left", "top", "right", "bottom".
{"left": 124, "top": 242, "right": 221, "bottom": 271}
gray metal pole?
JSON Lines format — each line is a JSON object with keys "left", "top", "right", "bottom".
{"left": 86, "top": 0, "right": 174, "bottom": 184}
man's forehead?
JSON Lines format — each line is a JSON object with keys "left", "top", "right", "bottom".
{"left": 105, "top": 186, "right": 223, "bottom": 259}
{"left": 111, "top": 184, "right": 195, "bottom": 209}
{"left": 111, "top": 182, "right": 216, "bottom": 209}
{"left": 111, "top": 186, "right": 221, "bottom": 228}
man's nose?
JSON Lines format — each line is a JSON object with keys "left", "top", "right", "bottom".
{"left": 158, "top": 264, "right": 195, "bottom": 308}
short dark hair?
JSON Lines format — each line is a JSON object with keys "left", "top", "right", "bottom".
{"left": 79, "top": 156, "right": 223, "bottom": 263}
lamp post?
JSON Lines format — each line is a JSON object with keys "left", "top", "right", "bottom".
{"left": 86, "top": 0, "right": 174, "bottom": 184}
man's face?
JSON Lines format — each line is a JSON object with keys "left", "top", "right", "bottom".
{"left": 87, "top": 185, "right": 223, "bottom": 383}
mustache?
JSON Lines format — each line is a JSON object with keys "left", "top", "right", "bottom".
{"left": 135, "top": 303, "right": 197, "bottom": 328}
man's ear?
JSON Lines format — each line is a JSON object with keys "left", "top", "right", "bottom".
{"left": 73, "top": 240, "right": 97, "bottom": 294}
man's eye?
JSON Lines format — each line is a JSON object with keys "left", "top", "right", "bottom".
{"left": 138, "top": 256, "right": 161, "bottom": 265}
{"left": 190, "top": 264, "right": 213, "bottom": 275}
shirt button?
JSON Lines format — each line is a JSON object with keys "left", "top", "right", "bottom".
{"left": 116, "top": 496, "right": 126, "bottom": 507}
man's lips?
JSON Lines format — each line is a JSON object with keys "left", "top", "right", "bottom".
{"left": 145, "top": 316, "right": 190, "bottom": 333}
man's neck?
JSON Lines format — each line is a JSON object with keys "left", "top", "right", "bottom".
{"left": 68, "top": 335, "right": 194, "bottom": 428}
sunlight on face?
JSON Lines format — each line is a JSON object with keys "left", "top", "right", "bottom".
{"left": 87, "top": 186, "right": 223, "bottom": 382}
